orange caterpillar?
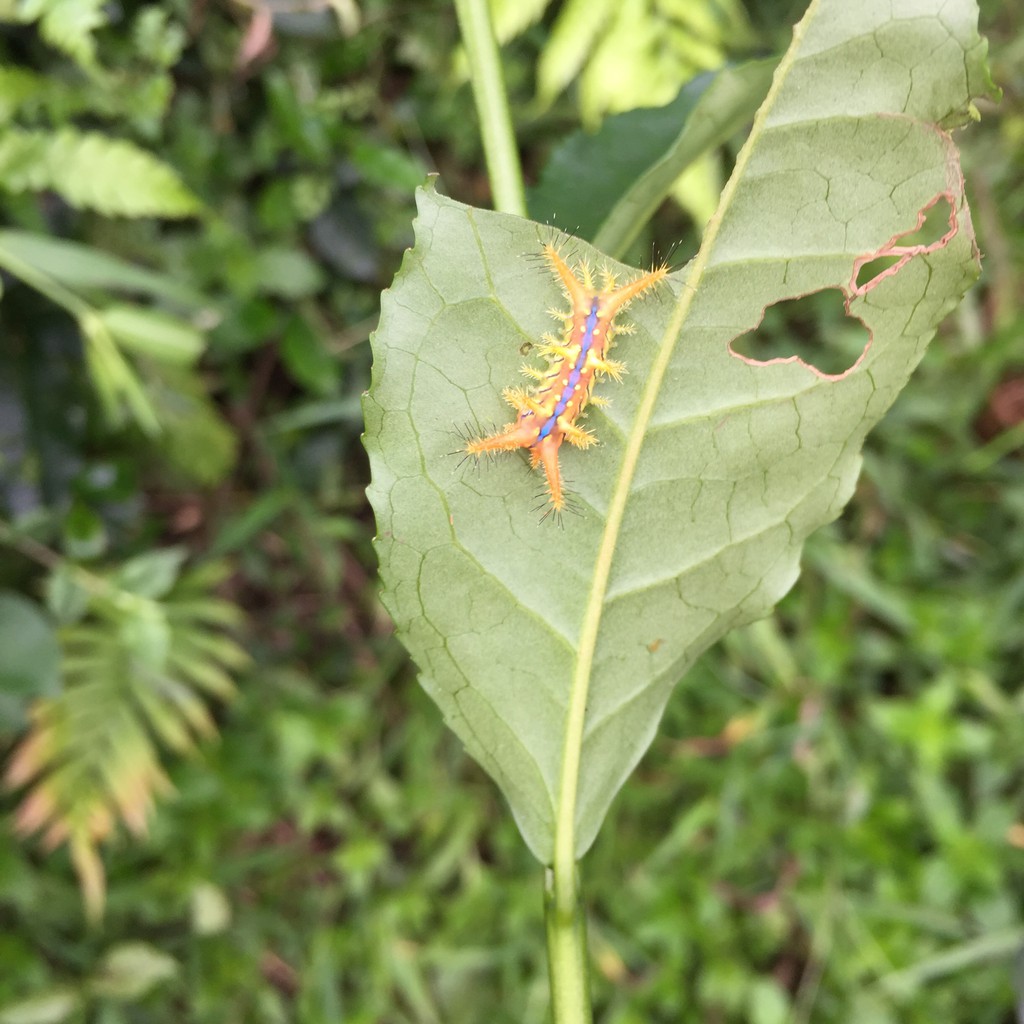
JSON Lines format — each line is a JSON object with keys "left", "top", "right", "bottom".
{"left": 464, "top": 244, "right": 667, "bottom": 516}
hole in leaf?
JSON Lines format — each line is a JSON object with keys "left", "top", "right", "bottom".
{"left": 729, "top": 289, "right": 869, "bottom": 378}
{"left": 855, "top": 197, "right": 955, "bottom": 289}
{"left": 855, "top": 254, "right": 902, "bottom": 288}
{"left": 899, "top": 197, "right": 953, "bottom": 247}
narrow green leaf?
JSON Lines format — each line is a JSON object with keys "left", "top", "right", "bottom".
{"left": 0, "top": 230, "right": 206, "bottom": 308}
{"left": 131, "top": 682, "right": 198, "bottom": 752}
{"left": 118, "top": 602, "right": 171, "bottom": 672}
{"left": 207, "top": 489, "right": 295, "bottom": 557}
{"left": 364, "top": 0, "right": 993, "bottom": 863}
{"left": 528, "top": 60, "right": 776, "bottom": 255}
{"left": 98, "top": 306, "right": 204, "bottom": 365}
{"left": 535, "top": 0, "right": 616, "bottom": 106}
{"left": 166, "top": 650, "right": 237, "bottom": 699}
{"left": 79, "top": 312, "right": 161, "bottom": 434}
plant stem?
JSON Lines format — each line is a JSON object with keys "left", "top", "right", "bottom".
{"left": 0, "top": 517, "right": 137, "bottom": 608}
{"left": 544, "top": 866, "right": 592, "bottom": 1024}
{"left": 0, "top": 246, "right": 91, "bottom": 318}
{"left": 452, "top": 0, "right": 526, "bottom": 217}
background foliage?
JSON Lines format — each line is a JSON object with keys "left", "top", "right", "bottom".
{"left": 0, "top": 1, "right": 1021, "bottom": 1022}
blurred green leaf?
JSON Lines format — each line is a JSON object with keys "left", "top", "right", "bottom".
{"left": 0, "top": 128, "right": 200, "bottom": 217}
{"left": 280, "top": 315, "right": 338, "bottom": 395}
{"left": 145, "top": 369, "right": 237, "bottom": 486}
{"left": 351, "top": 140, "right": 428, "bottom": 192}
{"left": 88, "top": 943, "right": 177, "bottom": 1001}
{"left": 0, "top": 232, "right": 206, "bottom": 309}
{"left": 43, "top": 566, "right": 90, "bottom": 626}
{"left": 12, "top": 0, "right": 106, "bottom": 67}
{"left": 189, "top": 882, "right": 231, "bottom": 936}
{"left": 7, "top": 559, "right": 245, "bottom": 917}
{"left": 537, "top": 0, "right": 750, "bottom": 123}
{"left": 0, "top": 592, "right": 61, "bottom": 727}
{"left": 111, "top": 548, "right": 186, "bottom": 599}
{"left": 79, "top": 312, "right": 161, "bottom": 434}
{"left": 100, "top": 306, "right": 204, "bottom": 366}
{"left": 262, "top": 395, "right": 363, "bottom": 434}
{"left": 62, "top": 500, "right": 106, "bottom": 560}
{"left": 118, "top": 601, "right": 171, "bottom": 671}
{"left": 747, "top": 979, "right": 790, "bottom": 1024}
{"left": 0, "top": 990, "right": 81, "bottom": 1024}
{"left": 207, "top": 489, "right": 295, "bottom": 557}
{"left": 528, "top": 59, "right": 776, "bottom": 256}
{"left": 255, "top": 247, "right": 326, "bottom": 299}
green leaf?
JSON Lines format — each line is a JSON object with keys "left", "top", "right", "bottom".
{"left": 118, "top": 601, "right": 171, "bottom": 672}
{"left": 6, "top": 561, "right": 245, "bottom": 915}
{"left": 13, "top": 0, "right": 107, "bottom": 67}
{"left": 80, "top": 311, "right": 161, "bottom": 434}
{"left": 207, "top": 489, "right": 296, "bottom": 557}
{"left": 100, "top": 305, "right": 204, "bottom": 366}
{"left": 537, "top": 0, "right": 747, "bottom": 124}
{"left": 528, "top": 60, "right": 776, "bottom": 256}
{"left": 280, "top": 315, "right": 338, "bottom": 395}
{"left": 488, "top": 0, "right": 551, "bottom": 42}
{"left": 364, "top": 0, "right": 992, "bottom": 863}
{"left": 0, "top": 127, "right": 200, "bottom": 217}
{"left": 44, "top": 565, "right": 90, "bottom": 625}
{"left": 0, "top": 593, "right": 61, "bottom": 728}
{"left": 747, "top": 978, "right": 790, "bottom": 1024}
{"left": 0, "top": 67, "right": 49, "bottom": 120}
{"left": 254, "top": 247, "right": 326, "bottom": 299}
{"left": 111, "top": 548, "right": 187, "bottom": 599}
{"left": 88, "top": 942, "right": 177, "bottom": 1000}
{"left": 145, "top": 369, "right": 238, "bottom": 486}
{"left": 189, "top": 882, "right": 232, "bottom": 936}
{"left": 0, "top": 231, "right": 207, "bottom": 308}
{"left": 350, "top": 140, "right": 429, "bottom": 192}
{"left": 0, "top": 990, "right": 81, "bottom": 1024}
{"left": 62, "top": 499, "right": 107, "bottom": 560}
{"left": 535, "top": 0, "right": 616, "bottom": 109}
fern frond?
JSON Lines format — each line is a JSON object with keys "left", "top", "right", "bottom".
{"left": 13, "top": 0, "right": 108, "bottom": 68}
{"left": 0, "top": 127, "right": 200, "bottom": 217}
{"left": 5, "top": 559, "right": 247, "bottom": 920}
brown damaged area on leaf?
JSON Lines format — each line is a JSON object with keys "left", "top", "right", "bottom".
{"left": 728, "top": 185, "right": 968, "bottom": 382}
{"left": 851, "top": 192, "right": 961, "bottom": 293}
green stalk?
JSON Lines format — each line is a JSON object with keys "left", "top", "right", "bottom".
{"left": 0, "top": 244, "right": 159, "bottom": 433}
{"left": 452, "top": 0, "right": 526, "bottom": 216}
{"left": 544, "top": 866, "right": 592, "bottom": 1024}
{"left": 454, "top": 0, "right": 578, "bottom": 1009}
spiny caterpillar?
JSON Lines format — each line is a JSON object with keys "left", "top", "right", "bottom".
{"left": 463, "top": 243, "right": 668, "bottom": 517}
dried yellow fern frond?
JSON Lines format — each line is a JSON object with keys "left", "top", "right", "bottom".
{"left": 5, "top": 554, "right": 246, "bottom": 920}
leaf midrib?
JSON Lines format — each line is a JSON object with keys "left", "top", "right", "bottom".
{"left": 548, "top": 0, "right": 819, "bottom": 887}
